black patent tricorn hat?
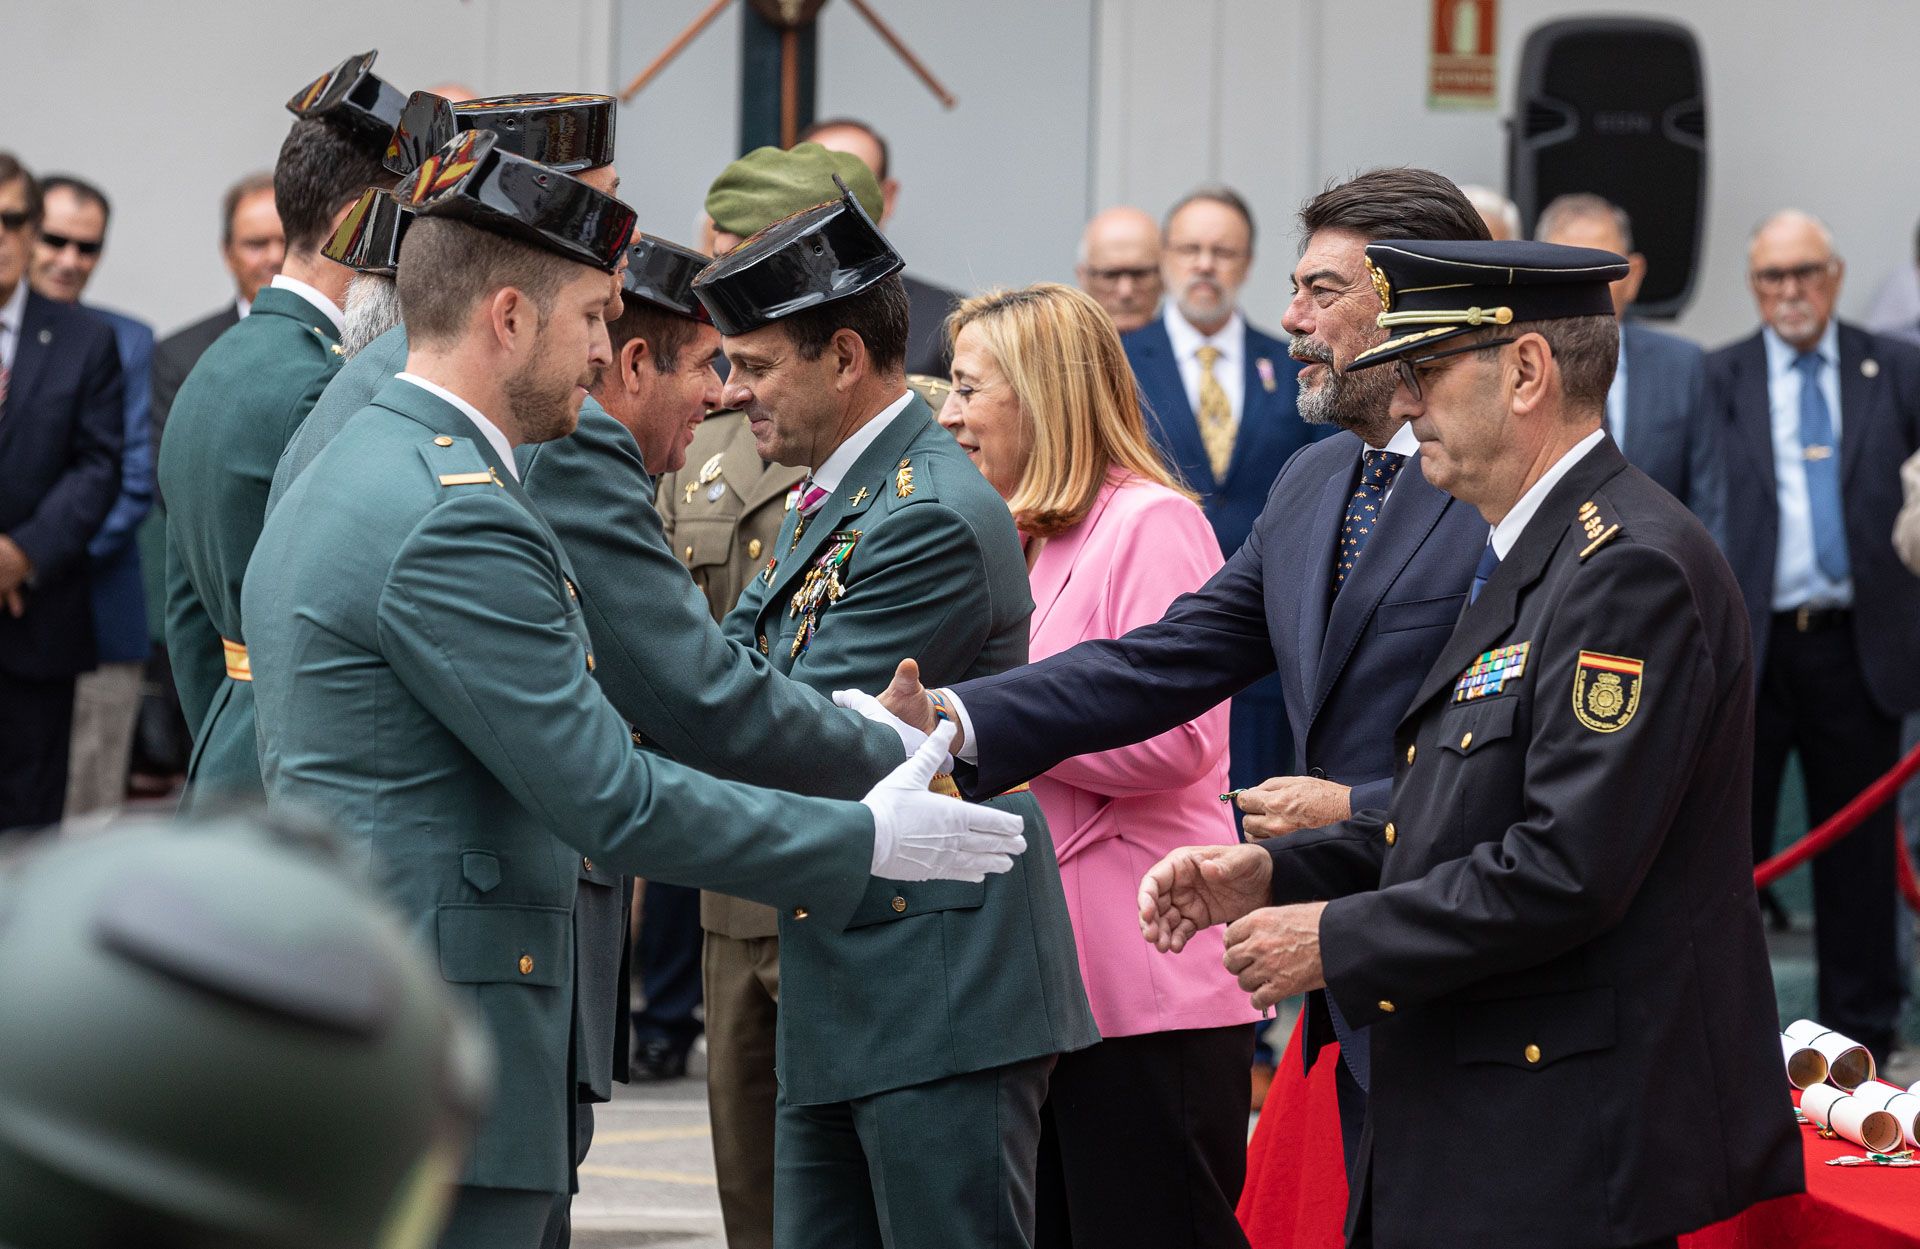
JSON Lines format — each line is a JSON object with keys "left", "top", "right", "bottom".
{"left": 622, "top": 235, "right": 712, "bottom": 323}
{"left": 322, "top": 186, "right": 409, "bottom": 275}
{"left": 691, "top": 176, "right": 904, "bottom": 336}
{"left": 285, "top": 50, "right": 407, "bottom": 139}
{"left": 450, "top": 93, "right": 617, "bottom": 173}
{"left": 395, "top": 130, "right": 635, "bottom": 274}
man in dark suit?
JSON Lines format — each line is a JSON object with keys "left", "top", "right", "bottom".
{"left": 1137, "top": 239, "right": 1801, "bottom": 1249}
{"left": 1537, "top": 194, "right": 1722, "bottom": 538}
{"left": 0, "top": 153, "right": 124, "bottom": 831}
{"left": 1123, "top": 185, "right": 1323, "bottom": 810}
{"left": 150, "top": 172, "right": 283, "bottom": 443}
{"left": 28, "top": 175, "right": 155, "bottom": 817}
{"left": 1710, "top": 210, "right": 1920, "bottom": 1063}
{"left": 798, "top": 117, "right": 960, "bottom": 378}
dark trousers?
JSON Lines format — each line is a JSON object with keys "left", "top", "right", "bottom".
{"left": 0, "top": 671, "right": 76, "bottom": 832}
{"left": 775, "top": 1055, "right": 1053, "bottom": 1249}
{"left": 631, "top": 880, "right": 703, "bottom": 1049}
{"left": 1035, "top": 1025, "right": 1252, "bottom": 1249}
{"left": 1752, "top": 615, "right": 1903, "bottom": 1059}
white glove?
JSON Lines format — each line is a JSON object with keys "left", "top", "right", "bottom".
{"left": 861, "top": 721, "right": 1026, "bottom": 883}
{"left": 833, "top": 685, "right": 939, "bottom": 763}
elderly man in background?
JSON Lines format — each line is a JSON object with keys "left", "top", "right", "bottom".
{"left": 1075, "top": 205, "right": 1162, "bottom": 332}
{"left": 27, "top": 175, "right": 154, "bottom": 818}
{"left": 1536, "top": 193, "right": 1721, "bottom": 538}
{"left": 1459, "top": 183, "right": 1520, "bottom": 240}
{"left": 1711, "top": 210, "right": 1920, "bottom": 1065}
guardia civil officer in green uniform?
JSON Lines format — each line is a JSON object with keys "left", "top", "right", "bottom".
{"left": 0, "top": 812, "right": 491, "bottom": 1248}
{"left": 1133, "top": 241, "right": 1802, "bottom": 1249}
{"left": 243, "top": 131, "right": 1028, "bottom": 1248}
{"left": 691, "top": 183, "right": 1097, "bottom": 1249}
{"left": 266, "top": 88, "right": 624, "bottom": 514}
{"left": 160, "top": 51, "right": 405, "bottom": 811}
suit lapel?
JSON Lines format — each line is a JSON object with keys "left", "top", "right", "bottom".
{"left": 2, "top": 292, "right": 55, "bottom": 430}
{"left": 1028, "top": 478, "right": 1121, "bottom": 638}
{"left": 1294, "top": 463, "right": 1353, "bottom": 700}
{"left": 1313, "top": 455, "right": 1451, "bottom": 721}
{"left": 1837, "top": 322, "right": 1873, "bottom": 493}
{"left": 1131, "top": 322, "right": 1213, "bottom": 491}
{"left": 763, "top": 398, "right": 933, "bottom": 609}
{"left": 1406, "top": 441, "right": 1631, "bottom": 715}
{"left": 1728, "top": 334, "right": 1776, "bottom": 494}
{"left": 1223, "top": 337, "right": 1281, "bottom": 493}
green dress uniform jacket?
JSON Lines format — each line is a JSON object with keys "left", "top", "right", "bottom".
{"left": 723, "top": 395, "right": 1097, "bottom": 1107}
{"left": 656, "top": 411, "right": 809, "bottom": 938}
{"left": 159, "top": 285, "right": 342, "bottom": 808}
{"left": 265, "top": 322, "right": 405, "bottom": 517}
{"left": 243, "top": 377, "right": 878, "bottom": 1195}
{"left": 1264, "top": 440, "right": 1802, "bottom": 1248}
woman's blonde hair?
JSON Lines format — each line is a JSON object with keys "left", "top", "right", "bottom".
{"left": 945, "top": 282, "right": 1192, "bottom": 537}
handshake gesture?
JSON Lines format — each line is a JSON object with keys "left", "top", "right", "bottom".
{"left": 834, "top": 658, "right": 960, "bottom": 755}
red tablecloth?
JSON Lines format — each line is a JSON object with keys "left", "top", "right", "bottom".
{"left": 1237, "top": 1016, "right": 1920, "bottom": 1249}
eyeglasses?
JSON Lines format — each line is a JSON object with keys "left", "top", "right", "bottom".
{"left": 1393, "top": 336, "right": 1517, "bottom": 400}
{"left": 1084, "top": 265, "right": 1157, "bottom": 287}
{"left": 0, "top": 211, "right": 29, "bottom": 233}
{"left": 1751, "top": 260, "right": 1838, "bottom": 293}
{"left": 38, "top": 231, "right": 102, "bottom": 256}
{"left": 1166, "top": 242, "right": 1248, "bottom": 265}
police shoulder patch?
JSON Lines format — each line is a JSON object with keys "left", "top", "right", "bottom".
{"left": 1572, "top": 650, "right": 1643, "bottom": 732}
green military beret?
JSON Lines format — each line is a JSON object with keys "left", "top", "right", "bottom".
{"left": 706, "top": 142, "right": 884, "bottom": 238}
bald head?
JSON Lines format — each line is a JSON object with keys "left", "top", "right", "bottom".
{"left": 1747, "top": 209, "right": 1843, "bottom": 351}
{"left": 1460, "top": 184, "right": 1520, "bottom": 240}
{"left": 1077, "top": 206, "right": 1163, "bottom": 332}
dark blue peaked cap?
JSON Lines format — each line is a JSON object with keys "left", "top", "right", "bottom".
{"left": 1348, "top": 239, "right": 1629, "bottom": 370}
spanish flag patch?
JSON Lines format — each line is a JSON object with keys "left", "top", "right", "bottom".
{"left": 1571, "top": 651, "right": 1643, "bottom": 732}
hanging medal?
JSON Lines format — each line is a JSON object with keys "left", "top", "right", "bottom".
{"left": 788, "top": 530, "right": 861, "bottom": 658}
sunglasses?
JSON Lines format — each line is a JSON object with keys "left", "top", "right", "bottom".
{"left": 38, "top": 230, "right": 102, "bottom": 256}
{"left": 0, "top": 210, "right": 30, "bottom": 233}
{"left": 1393, "top": 336, "right": 1517, "bottom": 400}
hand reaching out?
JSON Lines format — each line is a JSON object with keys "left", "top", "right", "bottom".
{"left": 1137, "top": 843, "right": 1273, "bottom": 953}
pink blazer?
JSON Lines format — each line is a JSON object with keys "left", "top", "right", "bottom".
{"left": 1026, "top": 470, "right": 1261, "bottom": 1039}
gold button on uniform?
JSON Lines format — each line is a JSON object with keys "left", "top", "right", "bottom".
{"left": 792, "top": 907, "right": 809, "bottom": 920}
{"left": 684, "top": 544, "right": 694, "bottom": 562}
{"left": 891, "top": 896, "right": 907, "bottom": 913}
{"left": 757, "top": 634, "right": 770, "bottom": 655}
{"left": 1460, "top": 731, "right": 1473, "bottom": 750}
{"left": 1525, "top": 1044, "right": 1542, "bottom": 1065}
{"left": 748, "top": 538, "right": 763, "bottom": 560}
{"left": 586, "top": 652, "right": 595, "bottom": 672}
{"left": 1406, "top": 744, "right": 1416, "bottom": 764}
{"left": 583, "top": 858, "right": 594, "bottom": 872}
{"left": 1384, "top": 822, "right": 1397, "bottom": 847}
{"left": 518, "top": 954, "right": 534, "bottom": 976}
{"left": 1378, "top": 1000, "right": 1396, "bottom": 1013}
{"left": 433, "top": 436, "right": 454, "bottom": 447}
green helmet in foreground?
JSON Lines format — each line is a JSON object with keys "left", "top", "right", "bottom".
{"left": 0, "top": 814, "right": 493, "bottom": 1248}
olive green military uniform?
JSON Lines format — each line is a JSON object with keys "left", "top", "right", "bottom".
{"left": 720, "top": 394, "right": 1097, "bottom": 1249}
{"left": 656, "top": 410, "right": 806, "bottom": 1249}
{"left": 159, "top": 285, "right": 342, "bottom": 810}
{"left": 266, "top": 321, "right": 406, "bottom": 517}
{"left": 243, "top": 377, "right": 880, "bottom": 1233}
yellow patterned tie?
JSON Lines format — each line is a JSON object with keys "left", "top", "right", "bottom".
{"left": 1194, "top": 345, "right": 1236, "bottom": 481}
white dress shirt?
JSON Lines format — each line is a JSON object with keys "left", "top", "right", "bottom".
{"left": 395, "top": 372, "right": 520, "bottom": 480}
{"left": 1488, "top": 427, "right": 1608, "bottom": 560}
{"left": 809, "top": 390, "right": 915, "bottom": 492}
{"left": 0, "top": 278, "right": 27, "bottom": 375}
{"left": 1762, "top": 322, "right": 1850, "bottom": 609}
{"left": 1163, "top": 305, "right": 1246, "bottom": 423}
{"left": 235, "top": 295, "right": 252, "bottom": 320}
{"left": 269, "top": 273, "right": 345, "bottom": 339}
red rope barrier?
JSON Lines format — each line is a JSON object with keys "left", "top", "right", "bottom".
{"left": 1754, "top": 742, "right": 1920, "bottom": 888}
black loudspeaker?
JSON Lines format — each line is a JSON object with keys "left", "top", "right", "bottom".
{"left": 1509, "top": 18, "right": 1707, "bottom": 318}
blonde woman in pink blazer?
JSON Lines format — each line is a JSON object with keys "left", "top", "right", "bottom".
{"left": 939, "top": 283, "right": 1259, "bottom": 1249}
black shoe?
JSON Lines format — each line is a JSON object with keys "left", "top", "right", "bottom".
{"left": 630, "top": 1034, "right": 690, "bottom": 1081}
{"left": 1758, "top": 886, "right": 1792, "bottom": 933}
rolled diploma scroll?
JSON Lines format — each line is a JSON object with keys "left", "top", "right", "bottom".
{"left": 1803, "top": 1083, "right": 1904, "bottom": 1153}
{"left": 1784, "top": 1018, "right": 1876, "bottom": 1090}
{"left": 1850, "top": 1080, "right": 1920, "bottom": 1147}
{"left": 1781, "top": 1033, "right": 1829, "bottom": 1089}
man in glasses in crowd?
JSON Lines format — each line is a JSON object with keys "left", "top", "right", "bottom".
{"left": 26, "top": 175, "right": 155, "bottom": 819}
{"left": 1709, "top": 209, "right": 1920, "bottom": 1066}
{"left": 0, "top": 153, "right": 123, "bottom": 833}
{"left": 159, "top": 51, "right": 404, "bottom": 812}
{"left": 1074, "top": 205, "right": 1162, "bottom": 333}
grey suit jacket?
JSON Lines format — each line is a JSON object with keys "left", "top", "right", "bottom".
{"left": 1618, "top": 321, "right": 1722, "bottom": 540}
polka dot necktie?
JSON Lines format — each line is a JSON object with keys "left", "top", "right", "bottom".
{"left": 1332, "top": 449, "right": 1407, "bottom": 594}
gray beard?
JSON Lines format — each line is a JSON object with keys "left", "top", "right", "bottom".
{"left": 1289, "top": 334, "right": 1395, "bottom": 433}
{"left": 341, "top": 273, "right": 403, "bottom": 359}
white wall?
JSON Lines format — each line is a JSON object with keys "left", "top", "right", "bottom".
{"left": 5, "top": 0, "right": 1917, "bottom": 349}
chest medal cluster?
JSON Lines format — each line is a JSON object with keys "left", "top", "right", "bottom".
{"left": 1452, "top": 641, "right": 1531, "bottom": 703}
{"left": 787, "top": 530, "right": 862, "bottom": 658}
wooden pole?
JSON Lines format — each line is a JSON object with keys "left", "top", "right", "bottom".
{"left": 843, "top": 0, "right": 957, "bottom": 109}
{"left": 781, "top": 25, "right": 800, "bottom": 147}
{"left": 619, "top": 0, "right": 733, "bottom": 103}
